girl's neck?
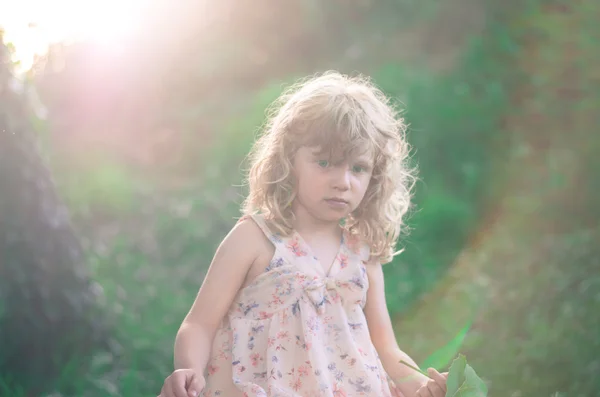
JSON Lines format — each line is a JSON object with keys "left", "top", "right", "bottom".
{"left": 291, "top": 205, "right": 342, "bottom": 239}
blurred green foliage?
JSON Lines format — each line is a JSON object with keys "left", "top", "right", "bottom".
{"left": 1, "top": 0, "right": 599, "bottom": 396}
{"left": 373, "top": 42, "right": 514, "bottom": 311}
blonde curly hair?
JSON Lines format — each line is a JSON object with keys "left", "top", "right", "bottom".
{"left": 242, "top": 71, "right": 417, "bottom": 264}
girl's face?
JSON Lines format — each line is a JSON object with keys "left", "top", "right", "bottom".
{"left": 291, "top": 145, "right": 374, "bottom": 224}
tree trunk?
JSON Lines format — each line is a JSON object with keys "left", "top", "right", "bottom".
{"left": 0, "top": 37, "right": 109, "bottom": 394}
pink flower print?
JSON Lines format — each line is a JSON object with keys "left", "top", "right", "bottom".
{"left": 295, "top": 335, "right": 312, "bottom": 351}
{"left": 216, "top": 348, "right": 229, "bottom": 360}
{"left": 279, "top": 309, "right": 292, "bottom": 326}
{"left": 258, "top": 311, "right": 272, "bottom": 320}
{"left": 248, "top": 384, "right": 265, "bottom": 396}
{"left": 250, "top": 352, "right": 262, "bottom": 367}
{"left": 323, "top": 315, "right": 334, "bottom": 323}
{"left": 295, "top": 273, "right": 309, "bottom": 283}
{"left": 275, "top": 343, "right": 287, "bottom": 351}
{"left": 268, "top": 336, "right": 276, "bottom": 347}
{"left": 345, "top": 233, "right": 362, "bottom": 254}
{"left": 291, "top": 377, "right": 303, "bottom": 391}
{"left": 207, "top": 364, "right": 219, "bottom": 375}
{"left": 269, "top": 294, "right": 284, "bottom": 308}
{"left": 298, "top": 365, "right": 309, "bottom": 377}
{"left": 277, "top": 330, "right": 290, "bottom": 340}
{"left": 329, "top": 290, "right": 342, "bottom": 304}
{"left": 333, "top": 382, "right": 347, "bottom": 397}
{"left": 287, "top": 239, "right": 307, "bottom": 257}
{"left": 338, "top": 253, "right": 348, "bottom": 269}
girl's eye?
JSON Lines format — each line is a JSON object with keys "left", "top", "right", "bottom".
{"left": 352, "top": 164, "right": 366, "bottom": 173}
{"left": 317, "top": 160, "right": 329, "bottom": 168}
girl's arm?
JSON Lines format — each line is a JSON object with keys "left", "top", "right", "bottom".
{"left": 364, "top": 260, "right": 429, "bottom": 396}
{"left": 174, "top": 218, "right": 265, "bottom": 374}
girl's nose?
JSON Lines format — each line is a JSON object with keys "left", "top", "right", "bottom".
{"left": 332, "top": 168, "right": 351, "bottom": 191}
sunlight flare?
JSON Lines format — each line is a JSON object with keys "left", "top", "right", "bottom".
{"left": 0, "top": 0, "right": 150, "bottom": 72}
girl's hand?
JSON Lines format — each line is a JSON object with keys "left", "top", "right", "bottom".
{"left": 159, "top": 369, "right": 205, "bottom": 397}
{"left": 415, "top": 368, "right": 448, "bottom": 397}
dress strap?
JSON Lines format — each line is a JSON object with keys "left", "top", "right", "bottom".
{"left": 245, "top": 214, "right": 303, "bottom": 266}
{"left": 238, "top": 213, "right": 285, "bottom": 247}
{"left": 247, "top": 214, "right": 297, "bottom": 270}
{"left": 247, "top": 213, "right": 274, "bottom": 239}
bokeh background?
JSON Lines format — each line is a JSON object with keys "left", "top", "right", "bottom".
{"left": 1, "top": 1, "right": 599, "bottom": 396}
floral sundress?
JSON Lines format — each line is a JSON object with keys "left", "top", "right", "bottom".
{"left": 201, "top": 214, "right": 393, "bottom": 396}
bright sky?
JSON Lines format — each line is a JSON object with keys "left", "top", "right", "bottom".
{"left": 0, "top": 0, "right": 148, "bottom": 73}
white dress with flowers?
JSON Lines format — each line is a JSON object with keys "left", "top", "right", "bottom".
{"left": 201, "top": 214, "right": 393, "bottom": 397}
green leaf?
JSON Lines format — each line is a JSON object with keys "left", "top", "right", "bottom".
{"left": 445, "top": 354, "right": 467, "bottom": 393}
{"left": 445, "top": 354, "right": 488, "bottom": 397}
{"left": 421, "top": 319, "right": 472, "bottom": 370}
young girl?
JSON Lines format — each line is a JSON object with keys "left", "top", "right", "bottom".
{"left": 159, "top": 71, "right": 448, "bottom": 397}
